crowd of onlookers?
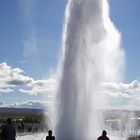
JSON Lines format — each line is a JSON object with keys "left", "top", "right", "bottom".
{"left": 0, "top": 118, "right": 111, "bottom": 140}
{"left": 0, "top": 119, "right": 45, "bottom": 135}
{"left": 0, "top": 118, "right": 54, "bottom": 140}
{"left": 16, "top": 123, "right": 40, "bottom": 133}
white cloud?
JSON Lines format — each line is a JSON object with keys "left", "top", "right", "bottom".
{"left": 103, "top": 91, "right": 130, "bottom": 98}
{"left": 0, "top": 100, "right": 48, "bottom": 109}
{"left": 0, "top": 88, "right": 14, "bottom": 93}
{"left": 0, "top": 63, "right": 33, "bottom": 85}
{"left": 0, "top": 63, "right": 33, "bottom": 93}
{"left": 19, "top": 89, "right": 36, "bottom": 95}
{"left": 0, "top": 62, "right": 56, "bottom": 95}
{"left": 102, "top": 80, "right": 140, "bottom": 97}
{"left": 101, "top": 80, "right": 140, "bottom": 109}
{"left": 19, "top": 78, "right": 56, "bottom": 95}
{"left": 1, "top": 63, "right": 140, "bottom": 109}
{"left": 15, "top": 100, "right": 47, "bottom": 109}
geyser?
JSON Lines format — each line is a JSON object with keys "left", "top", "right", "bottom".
{"left": 56, "top": 0, "right": 124, "bottom": 140}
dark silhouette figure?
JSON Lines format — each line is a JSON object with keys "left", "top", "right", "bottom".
{"left": 46, "top": 130, "right": 55, "bottom": 140}
{"left": 0, "top": 118, "right": 16, "bottom": 140}
{"left": 27, "top": 125, "right": 32, "bottom": 133}
{"left": 21, "top": 121, "right": 24, "bottom": 132}
{"left": 17, "top": 125, "right": 21, "bottom": 132}
{"left": 97, "top": 130, "right": 110, "bottom": 140}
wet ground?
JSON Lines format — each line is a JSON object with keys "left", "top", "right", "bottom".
{"left": 16, "top": 134, "right": 125, "bottom": 140}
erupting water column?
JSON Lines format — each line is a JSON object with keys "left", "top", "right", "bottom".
{"left": 56, "top": 0, "right": 124, "bottom": 140}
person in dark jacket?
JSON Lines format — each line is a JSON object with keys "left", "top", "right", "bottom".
{"left": 0, "top": 118, "right": 16, "bottom": 140}
{"left": 46, "top": 130, "right": 55, "bottom": 140}
{"left": 97, "top": 130, "right": 110, "bottom": 140}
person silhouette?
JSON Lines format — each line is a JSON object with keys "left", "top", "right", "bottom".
{"left": 0, "top": 118, "right": 16, "bottom": 140}
{"left": 97, "top": 130, "right": 110, "bottom": 140}
{"left": 46, "top": 130, "right": 55, "bottom": 140}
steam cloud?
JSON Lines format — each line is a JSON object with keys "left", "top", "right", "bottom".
{"left": 56, "top": 0, "right": 124, "bottom": 140}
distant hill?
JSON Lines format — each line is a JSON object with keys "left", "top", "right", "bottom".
{"left": 1, "top": 108, "right": 140, "bottom": 117}
{"left": 0, "top": 107, "right": 44, "bottom": 116}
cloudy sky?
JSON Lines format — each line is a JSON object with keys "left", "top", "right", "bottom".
{"left": 0, "top": 0, "right": 140, "bottom": 109}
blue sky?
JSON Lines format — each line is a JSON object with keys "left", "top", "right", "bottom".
{"left": 0, "top": 0, "right": 140, "bottom": 108}
{"left": 0, "top": 0, "right": 67, "bottom": 79}
{"left": 110, "top": 0, "right": 140, "bottom": 82}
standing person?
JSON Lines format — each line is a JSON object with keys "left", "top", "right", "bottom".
{"left": 97, "top": 130, "right": 110, "bottom": 140}
{"left": 0, "top": 118, "right": 16, "bottom": 140}
{"left": 46, "top": 130, "right": 55, "bottom": 140}
{"left": 21, "top": 121, "right": 24, "bottom": 132}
